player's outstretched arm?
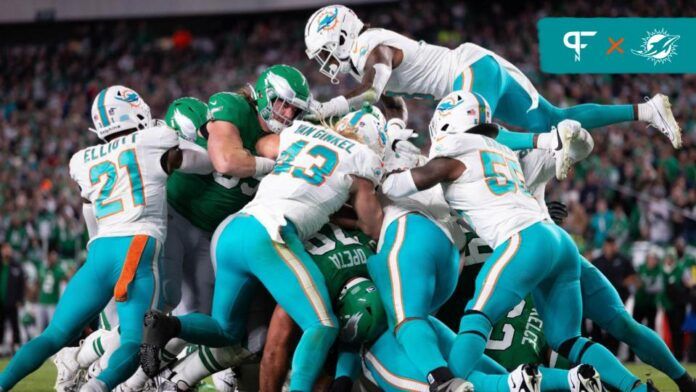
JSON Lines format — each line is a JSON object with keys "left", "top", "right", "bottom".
{"left": 350, "top": 175, "right": 384, "bottom": 240}
{"left": 382, "top": 157, "right": 465, "bottom": 198}
{"left": 207, "top": 120, "right": 274, "bottom": 178}
{"left": 160, "top": 139, "right": 213, "bottom": 175}
{"left": 311, "top": 45, "right": 397, "bottom": 120}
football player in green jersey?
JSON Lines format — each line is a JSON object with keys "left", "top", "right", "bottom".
{"left": 162, "top": 64, "right": 313, "bottom": 315}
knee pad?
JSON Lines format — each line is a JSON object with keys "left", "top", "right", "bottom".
{"left": 557, "top": 336, "right": 594, "bottom": 364}
{"left": 458, "top": 310, "right": 492, "bottom": 341}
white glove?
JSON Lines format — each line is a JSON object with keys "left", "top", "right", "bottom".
{"left": 304, "top": 96, "right": 350, "bottom": 121}
{"left": 386, "top": 119, "right": 420, "bottom": 159}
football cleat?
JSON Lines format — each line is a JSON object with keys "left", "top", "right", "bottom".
{"left": 568, "top": 364, "right": 603, "bottom": 392}
{"left": 429, "top": 378, "right": 474, "bottom": 392}
{"left": 140, "top": 310, "right": 182, "bottom": 378}
{"left": 78, "top": 378, "right": 109, "bottom": 392}
{"left": 212, "top": 368, "right": 237, "bottom": 392}
{"left": 508, "top": 364, "right": 542, "bottom": 392}
{"left": 675, "top": 372, "right": 696, "bottom": 392}
{"left": 644, "top": 94, "right": 681, "bottom": 149}
{"left": 647, "top": 379, "right": 661, "bottom": 392}
{"left": 54, "top": 346, "right": 82, "bottom": 392}
{"left": 553, "top": 120, "right": 582, "bottom": 180}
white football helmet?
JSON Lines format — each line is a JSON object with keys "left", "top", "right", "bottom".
{"left": 90, "top": 85, "right": 152, "bottom": 140}
{"left": 335, "top": 105, "right": 386, "bottom": 156}
{"left": 429, "top": 90, "right": 492, "bottom": 141}
{"left": 305, "top": 5, "right": 364, "bottom": 84}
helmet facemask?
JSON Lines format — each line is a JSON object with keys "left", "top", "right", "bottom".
{"left": 311, "top": 39, "right": 352, "bottom": 85}
{"left": 257, "top": 70, "right": 311, "bottom": 134}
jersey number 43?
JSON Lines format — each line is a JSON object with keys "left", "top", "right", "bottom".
{"left": 272, "top": 140, "right": 338, "bottom": 186}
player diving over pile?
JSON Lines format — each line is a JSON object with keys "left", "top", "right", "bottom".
{"left": 303, "top": 4, "right": 682, "bottom": 160}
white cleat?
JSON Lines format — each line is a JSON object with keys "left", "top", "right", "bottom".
{"left": 508, "top": 364, "right": 542, "bottom": 392}
{"left": 79, "top": 378, "right": 109, "bottom": 392}
{"left": 431, "top": 378, "right": 474, "bottom": 392}
{"left": 644, "top": 94, "right": 681, "bottom": 149}
{"left": 553, "top": 120, "right": 581, "bottom": 180}
{"left": 54, "top": 346, "right": 82, "bottom": 392}
{"left": 212, "top": 368, "right": 237, "bottom": 392}
{"left": 568, "top": 364, "right": 604, "bottom": 392}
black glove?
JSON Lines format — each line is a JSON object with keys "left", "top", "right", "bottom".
{"left": 330, "top": 376, "right": 354, "bottom": 392}
{"left": 546, "top": 201, "right": 568, "bottom": 225}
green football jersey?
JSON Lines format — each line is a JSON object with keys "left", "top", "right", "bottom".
{"left": 304, "top": 224, "right": 376, "bottom": 300}
{"left": 166, "top": 92, "right": 265, "bottom": 233}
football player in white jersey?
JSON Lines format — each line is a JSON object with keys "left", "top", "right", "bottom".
{"left": 303, "top": 5, "right": 681, "bottom": 150}
{"left": 381, "top": 91, "right": 657, "bottom": 392}
{"left": 0, "top": 85, "right": 213, "bottom": 392}
{"left": 139, "top": 104, "right": 384, "bottom": 390}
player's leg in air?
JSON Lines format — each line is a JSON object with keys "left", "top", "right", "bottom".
{"left": 0, "top": 235, "right": 162, "bottom": 392}
{"left": 453, "top": 54, "right": 681, "bottom": 147}
{"left": 367, "top": 213, "right": 469, "bottom": 391}
{"left": 581, "top": 257, "right": 696, "bottom": 391}
{"left": 448, "top": 221, "right": 657, "bottom": 392}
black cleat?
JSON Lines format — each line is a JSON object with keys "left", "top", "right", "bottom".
{"left": 646, "top": 379, "right": 660, "bottom": 392}
{"left": 139, "top": 310, "right": 181, "bottom": 378}
{"left": 675, "top": 373, "right": 696, "bottom": 392}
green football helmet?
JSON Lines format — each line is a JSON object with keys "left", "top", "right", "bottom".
{"left": 254, "top": 64, "right": 312, "bottom": 133}
{"left": 336, "top": 277, "right": 387, "bottom": 345}
{"left": 165, "top": 97, "right": 209, "bottom": 142}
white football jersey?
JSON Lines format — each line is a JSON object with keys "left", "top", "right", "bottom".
{"left": 349, "top": 28, "right": 539, "bottom": 108}
{"left": 243, "top": 121, "right": 383, "bottom": 242}
{"left": 69, "top": 125, "right": 178, "bottom": 243}
{"left": 429, "top": 133, "right": 546, "bottom": 248}
{"left": 518, "top": 149, "right": 556, "bottom": 221}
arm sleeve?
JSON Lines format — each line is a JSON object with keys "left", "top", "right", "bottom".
{"left": 349, "top": 147, "right": 384, "bottom": 186}
{"left": 69, "top": 152, "right": 91, "bottom": 200}
{"left": 335, "top": 346, "right": 362, "bottom": 380}
{"left": 82, "top": 204, "right": 98, "bottom": 239}
{"left": 177, "top": 138, "right": 214, "bottom": 174}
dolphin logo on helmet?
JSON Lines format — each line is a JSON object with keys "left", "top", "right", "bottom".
{"left": 305, "top": 5, "right": 364, "bottom": 84}
{"left": 429, "top": 91, "right": 492, "bottom": 140}
{"left": 90, "top": 85, "right": 152, "bottom": 141}
{"left": 316, "top": 7, "right": 339, "bottom": 32}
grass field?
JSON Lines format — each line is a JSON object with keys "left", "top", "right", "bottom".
{"left": 1, "top": 359, "right": 694, "bottom": 391}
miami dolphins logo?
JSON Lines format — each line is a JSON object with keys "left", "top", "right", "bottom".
{"left": 114, "top": 89, "right": 141, "bottom": 107}
{"left": 632, "top": 28, "right": 680, "bottom": 65}
{"left": 436, "top": 95, "right": 465, "bottom": 116}
{"left": 316, "top": 7, "right": 339, "bottom": 32}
